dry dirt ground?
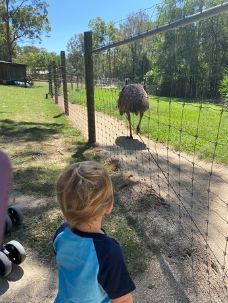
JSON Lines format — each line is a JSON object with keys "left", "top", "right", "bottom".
{"left": 1, "top": 97, "right": 227, "bottom": 303}
{"left": 0, "top": 195, "right": 57, "bottom": 303}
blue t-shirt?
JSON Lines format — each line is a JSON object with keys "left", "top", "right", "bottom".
{"left": 53, "top": 223, "right": 135, "bottom": 303}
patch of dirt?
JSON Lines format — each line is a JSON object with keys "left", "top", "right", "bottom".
{"left": 116, "top": 181, "right": 228, "bottom": 303}
{"left": 0, "top": 194, "right": 58, "bottom": 303}
{"left": 0, "top": 253, "right": 57, "bottom": 303}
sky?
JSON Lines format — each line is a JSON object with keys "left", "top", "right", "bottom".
{"left": 21, "top": 0, "right": 161, "bottom": 54}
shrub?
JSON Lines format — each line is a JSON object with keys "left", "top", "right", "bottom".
{"left": 144, "top": 69, "right": 162, "bottom": 95}
{"left": 219, "top": 69, "right": 228, "bottom": 102}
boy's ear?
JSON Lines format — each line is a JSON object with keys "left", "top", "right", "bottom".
{"left": 105, "top": 202, "right": 113, "bottom": 215}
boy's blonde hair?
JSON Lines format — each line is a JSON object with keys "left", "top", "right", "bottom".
{"left": 56, "top": 161, "right": 113, "bottom": 228}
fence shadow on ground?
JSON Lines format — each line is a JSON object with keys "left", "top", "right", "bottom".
{"left": 0, "top": 265, "right": 24, "bottom": 295}
{"left": 14, "top": 166, "right": 61, "bottom": 197}
{"left": 71, "top": 142, "right": 96, "bottom": 163}
{"left": 115, "top": 136, "right": 147, "bottom": 151}
{"left": 0, "top": 119, "right": 64, "bottom": 142}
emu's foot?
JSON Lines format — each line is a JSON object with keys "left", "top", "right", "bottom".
{"left": 126, "top": 135, "right": 133, "bottom": 139}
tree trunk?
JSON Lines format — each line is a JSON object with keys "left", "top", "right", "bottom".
{"left": 5, "top": 0, "right": 12, "bottom": 62}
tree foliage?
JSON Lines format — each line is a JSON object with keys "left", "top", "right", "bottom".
{"left": 151, "top": 0, "right": 228, "bottom": 98}
{"left": 0, "top": 0, "right": 50, "bottom": 61}
{"left": 219, "top": 69, "right": 228, "bottom": 102}
{"left": 67, "top": 33, "right": 84, "bottom": 77}
{"left": 15, "top": 45, "right": 59, "bottom": 73}
{"left": 67, "top": 0, "right": 227, "bottom": 99}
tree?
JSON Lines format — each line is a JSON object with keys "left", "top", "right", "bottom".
{"left": 146, "top": 0, "right": 228, "bottom": 98}
{"left": 219, "top": 68, "right": 228, "bottom": 102}
{"left": 15, "top": 45, "right": 59, "bottom": 73}
{"left": 67, "top": 18, "right": 121, "bottom": 78}
{"left": 0, "top": 0, "right": 50, "bottom": 61}
{"left": 88, "top": 17, "right": 120, "bottom": 77}
{"left": 66, "top": 0, "right": 227, "bottom": 99}
{"left": 88, "top": 17, "right": 121, "bottom": 48}
{"left": 67, "top": 33, "right": 84, "bottom": 77}
{"left": 119, "top": 11, "right": 152, "bottom": 81}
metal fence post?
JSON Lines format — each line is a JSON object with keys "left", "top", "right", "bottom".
{"left": 48, "top": 65, "right": 53, "bottom": 98}
{"left": 84, "top": 31, "right": 96, "bottom": 144}
{"left": 53, "top": 61, "right": 58, "bottom": 104}
{"left": 60, "top": 51, "right": 69, "bottom": 115}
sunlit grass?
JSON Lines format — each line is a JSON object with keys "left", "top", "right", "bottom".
{"left": 69, "top": 87, "right": 228, "bottom": 163}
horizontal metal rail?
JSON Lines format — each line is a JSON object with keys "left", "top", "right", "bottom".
{"left": 92, "top": 2, "right": 228, "bottom": 53}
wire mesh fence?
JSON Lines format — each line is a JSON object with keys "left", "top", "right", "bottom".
{"left": 47, "top": 67, "right": 228, "bottom": 302}
{"left": 45, "top": 3, "right": 228, "bottom": 301}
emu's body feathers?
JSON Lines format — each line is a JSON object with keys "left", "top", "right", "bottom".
{"left": 117, "top": 84, "right": 149, "bottom": 115}
{"left": 117, "top": 83, "right": 149, "bottom": 138}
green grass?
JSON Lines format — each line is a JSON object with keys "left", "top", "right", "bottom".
{"left": 0, "top": 82, "right": 82, "bottom": 197}
{"left": 0, "top": 83, "right": 147, "bottom": 274}
{"left": 69, "top": 88, "right": 228, "bottom": 163}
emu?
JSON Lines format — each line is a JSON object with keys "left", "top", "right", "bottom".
{"left": 117, "top": 81, "right": 149, "bottom": 139}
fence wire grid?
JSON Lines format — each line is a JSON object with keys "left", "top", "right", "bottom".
{"left": 41, "top": 4, "right": 228, "bottom": 302}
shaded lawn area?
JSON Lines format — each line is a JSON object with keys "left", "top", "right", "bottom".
{"left": 0, "top": 83, "right": 147, "bottom": 276}
{"left": 0, "top": 83, "right": 82, "bottom": 197}
{"left": 69, "top": 87, "right": 228, "bottom": 164}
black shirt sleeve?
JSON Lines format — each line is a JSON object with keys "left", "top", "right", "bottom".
{"left": 53, "top": 222, "right": 68, "bottom": 253}
{"left": 94, "top": 238, "right": 136, "bottom": 299}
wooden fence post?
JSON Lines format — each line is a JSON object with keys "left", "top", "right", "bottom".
{"left": 71, "top": 74, "right": 73, "bottom": 90}
{"left": 84, "top": 31, "right": 96, "bottom": 144}
{"left": 76, "top": 76, "right": 79, "bottom": 89}
{"left": 53, "top": 61, "right": 58, "bottom": 104}
{"left": 48, "top": 65, "right": 53, "bottom": 98}
{"left": 60, "top": 51, "right": 69, "bottom": 115}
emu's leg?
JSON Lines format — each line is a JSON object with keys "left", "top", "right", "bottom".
{"left": 136, "top": 112, "right": 144, "bottom": 133}
{"left": 127, "top": 112, "right": 133, "bottom": 139}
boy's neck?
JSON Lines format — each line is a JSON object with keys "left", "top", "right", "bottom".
{"left": 75, "top": 217, "right": 104, "bottom": 234}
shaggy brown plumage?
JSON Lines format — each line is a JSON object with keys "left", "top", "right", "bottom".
{"left": 118, "top": 84, "right": 149, "bottom": 115}
{"left": 117, "top": 84, "right": 149, "bottom": 138}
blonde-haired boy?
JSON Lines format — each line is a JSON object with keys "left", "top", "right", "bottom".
{"left": 53, "top": 161, "right": 135, "bottom": 303}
